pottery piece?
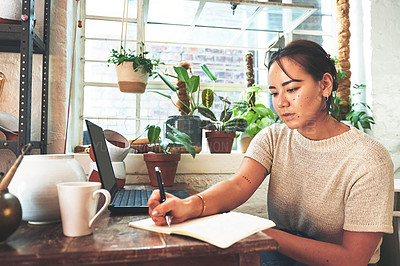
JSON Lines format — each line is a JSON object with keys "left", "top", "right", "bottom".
{"left": 103, "top": 129, "right": 130, "bottom": 162}
{"left": 8, "top": 154, "right": 86, "bottom": 224}
{"left": 0, "top": 172, "right": 22, "bottom": 243}
{"left": 88, "top": 161, "right": 126, "bottom": 189}
{"left": 0, "top": 0, "right": 22, "bottom": 22}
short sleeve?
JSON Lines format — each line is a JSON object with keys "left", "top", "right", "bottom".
{"left": 344, "top": 159, "right": 394, "bottom": 234}
{"left": 244, "top": 125, "right": 277, "bottom": 174}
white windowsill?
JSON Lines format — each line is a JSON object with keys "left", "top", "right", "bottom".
{"left": 74, "top": 152, "right": 245, "bottom": 176}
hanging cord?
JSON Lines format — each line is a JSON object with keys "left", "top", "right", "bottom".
{"left": 78, "top": 0, "right": 83, "bottom": 28}
{"left": 120, "top": 0, "right": 129, "bottom": 52}
{"left": 64, "top": 0, "right": 82, "bottom": 154}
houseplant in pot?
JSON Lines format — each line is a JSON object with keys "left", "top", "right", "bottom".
{"left": 330, "top": 83, "right": 375, "bottom": 131}
{"left": 198, "top": 94, "right": 247, "bottom": 154}
{"left": 132, "top": 124, "right": 196, "bottom": 187}
{"left": 153, "top": 63, "right": 217, "bottom": 153}
{"left": 232, "top": 85, "right": 281, "bottom": 153}
{"left": 108, "top": 43, "right": 162, "bottom": 93}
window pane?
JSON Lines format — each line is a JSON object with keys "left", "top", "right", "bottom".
{"left": 84, "top": 62, "right": 117, "bottom": 83}
{"left": 85, "top": 20, "right": 137, "bottom": 40}
{"left": 292, "top": 34, "right": 335, "bottom": 54}
{"left": 86, "top": 0, "right": 137, "bottom": 18}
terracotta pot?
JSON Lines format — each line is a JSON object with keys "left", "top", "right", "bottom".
{"left": 206, "top": 130, "right": 235, "bottom": 154}
{"left": 143, "top": 153, "right": 181, "bottom": 187}
{"left": 115, "top": 62, "right": 149, "bottom": 93}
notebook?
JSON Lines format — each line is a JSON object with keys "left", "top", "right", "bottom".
{"left": 85, "top": 120, "right": 190, "bottom": 214}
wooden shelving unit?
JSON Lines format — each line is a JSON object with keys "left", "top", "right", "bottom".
{"left": 0, "top": 0, "right": 50, "bottom": 156}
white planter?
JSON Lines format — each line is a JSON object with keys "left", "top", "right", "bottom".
{"left": 0, "top": 0, "right": 22, "bottom": 22}
{"left": 104, "top": 129, "right": 130, "bottom": 162}
{"left": 8, "top": 154, "right": 86, "bottom": 224}
{"left": 115, "top": 62, "right": 149, "bottom": 93}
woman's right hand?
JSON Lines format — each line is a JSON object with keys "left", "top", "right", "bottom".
{"left": 147, "top": 190, "right": 203, "bottom": 226}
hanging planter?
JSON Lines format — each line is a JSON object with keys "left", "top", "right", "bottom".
{"left": 115, "top": 62, "right": 149, "bottom": 93}
{"left": 107, "top": 0, "right": 161, "bottom": 94}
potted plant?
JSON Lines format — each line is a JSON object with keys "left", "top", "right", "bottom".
{"left": 331, "top": 83, "right": 375, "bottom": 131}
{"left": 232, "top": 85, "right": 281, "bottom": 152}
{"left": 153, "top": 63, "right": 217, "bottom": 153}
{"left": 108, "top": 43, "right": 162, "bottom": 93}
{"left": 131, "top": 124, "right": 196, "bottom": 187}
{"left": 198, "top": 94, "right": 247, "bottom": 153}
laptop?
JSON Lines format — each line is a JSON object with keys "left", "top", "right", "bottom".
{"left": 85, "top": 119, "right": 189, "bottom": 214}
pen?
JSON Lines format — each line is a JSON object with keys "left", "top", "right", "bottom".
{"left": 155, "top": 166, "right": 171, "bottom": 226}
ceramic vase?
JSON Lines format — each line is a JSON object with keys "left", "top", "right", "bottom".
{"left": 0, "top": 0, "right": 21, "bottom": 23}
{"left": 88, "top": 129, "right": 129, "bottom": 188}
{"left": 0, "top": 187, "right": 22, "bottom": 243}
{"left": 88, "top": 161, "right": 126, "bottom": 189}
{"left": 103, "top": 129, "right": 130, "bottom": 162}
{"left": 8, "top": 154, "right": 86, "bottom": 224}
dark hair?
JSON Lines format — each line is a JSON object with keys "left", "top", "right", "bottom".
{"left": 268, "top": 39, "right": 338, "bottom": 112}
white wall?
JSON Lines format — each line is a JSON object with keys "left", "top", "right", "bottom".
{"left": 350, "top": 0, "right": 400, "bottom": 179}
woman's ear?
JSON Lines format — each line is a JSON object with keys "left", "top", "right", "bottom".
{"left": 321, "top": 72, "right": 333, "bottom": 97}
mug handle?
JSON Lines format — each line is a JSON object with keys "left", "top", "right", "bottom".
{"left": 88, "top": 189, "right": 111, "bottom": 228}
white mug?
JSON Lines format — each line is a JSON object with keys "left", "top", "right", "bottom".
{"left": 57, "top": 182, "right": 111, "bottom": 237}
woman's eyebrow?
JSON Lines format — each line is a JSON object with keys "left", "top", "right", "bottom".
{"left": 282, "top": 79, "right": 303, "bottom": 86}
{"left": 269, "top": 78, "right": 303, "bottom": 90}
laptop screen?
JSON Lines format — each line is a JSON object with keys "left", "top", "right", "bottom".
{"left": 85, "top": 120, "right": 118, "bottom": 195}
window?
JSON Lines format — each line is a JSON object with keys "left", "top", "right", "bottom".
{"left": 76, "top": 0, "right": 335, "bottom": 150}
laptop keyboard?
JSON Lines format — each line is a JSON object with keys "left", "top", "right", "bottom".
{"left": 112, "top": 189, "right": 153, "bottom": 207}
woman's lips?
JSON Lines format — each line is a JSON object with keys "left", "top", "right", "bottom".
{"left": 282, "top": 113, "right": 296, "bottom": 120}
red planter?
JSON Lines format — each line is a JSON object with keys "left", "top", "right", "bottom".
{"left": 206, "top": 131, "right": 235, "bottom": 154}
{"left": 143, "top": 153, "right": 181, "bottom": 187}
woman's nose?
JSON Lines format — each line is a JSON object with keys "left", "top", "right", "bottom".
{"left": 276, "top": 94, "right": 289, "bottom": 108}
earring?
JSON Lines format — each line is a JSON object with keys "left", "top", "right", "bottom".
{"left": 325, "top": 96, "right": 329, "bottom": 102}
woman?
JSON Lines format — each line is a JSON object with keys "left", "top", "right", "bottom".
{"left": 148, "top": 40, "right": 394, "bottom": 265}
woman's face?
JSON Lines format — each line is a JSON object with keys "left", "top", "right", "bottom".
{"left": 269, "top": 57, "right": 329, "bottom": 132}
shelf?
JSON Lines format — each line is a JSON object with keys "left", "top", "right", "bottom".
{"left": 0, "top": 0, "right": 50, "bottom": 156}
{"left": 0, "top": 23, "right": 45, "bottom": 54}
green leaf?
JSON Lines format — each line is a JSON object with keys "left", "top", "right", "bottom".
{"left": 201, "top": 64, "right": 217, "bottom": 81}
{"left": 232, "top": 100, "right": 248, "bottom": 112}
{"left": 198, "top": 106, "right": 217, "bottom": 121}
{"left": 174, "top": 66, "right": 190, "bottom": 84}
{"left": 202, "top": 89, "right": 214, "bottom": 108}
{"left": 166, "top": 124, "right": 196, "bottom": 158}
{"left": 148, "top": 90, "right": 172, "bottom": 99}
{"left": 158, "top": 73, "right": 179, "bottom": 92}
{"left": 147, "top": 125, "right": 161, "bottom": 144}
{"left": 220, "top": 110, "right": 232, "bottom": 122}
{"left": 188, "top": 75, "right": 200, "bottom": 93}
{"left": 224, "top": 118, "right": 247, "bottom": 132}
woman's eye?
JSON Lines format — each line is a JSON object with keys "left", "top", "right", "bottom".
{"left": 287, "top": 87, "right": 299, "bottom": 93}
{"left": 270, "top": 92, "right": 278, "bottom": 97}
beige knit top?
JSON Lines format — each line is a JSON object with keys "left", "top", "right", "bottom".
{"left": 245, "top": 123, "right": 394, "bottom": 263}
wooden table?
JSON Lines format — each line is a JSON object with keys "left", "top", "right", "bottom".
{"left": 0, "top": 183, "right": 278, "bottom": 265}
